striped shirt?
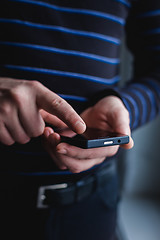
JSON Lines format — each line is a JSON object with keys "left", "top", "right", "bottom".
{"left": 0, "top": 0, "right": 160, "bottom": 175}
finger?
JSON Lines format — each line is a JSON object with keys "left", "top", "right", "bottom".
{"left": 56, "top": 142, "right": 119, "bottom": 160}
{"left": 43, "top": 127, "right": 61, "bottom": 144}
{"left": 0, "top": 122, "right": 15, "bottom": 145}
{"left": 35, "top": 83, "right": 86, "bottom": 134}
{"left": 50, "top": 153, "right": 68, "bottom": 170}
{"left": 43, "top": 127, "right": 54, "bottom": 137}
{"left": 40, "top": 109, "right": 67, "bottom": 129}
{"left": 42, "top": 129, "right": 67, "bottom": 169}
{"left": 42, "top": 127, "right": 60, "bottom": 154}
{"left": 4, "top": 112, "right": 31, "bottom": 144}
{"left": 18, "top": 102, "right": 45, "bottom": 137}
{"left": 55, "top": 154, "right": 105, "bottom": 173}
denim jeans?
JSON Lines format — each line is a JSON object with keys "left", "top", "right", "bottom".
{"left": 0, "top": 161, "right": 118, "bottom": 240}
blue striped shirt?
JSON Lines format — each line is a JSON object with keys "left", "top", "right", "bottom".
{"left": 0, "top": 0, "right": 160, "bottom": 175}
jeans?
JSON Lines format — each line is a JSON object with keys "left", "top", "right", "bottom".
{"left": 0, "top": 161, "right": 118, "bottom": 240}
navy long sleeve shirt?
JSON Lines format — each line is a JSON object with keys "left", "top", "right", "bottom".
{"left": 0, "top": 0, "right": 160, "bottom": 175}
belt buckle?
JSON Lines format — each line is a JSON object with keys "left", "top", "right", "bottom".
{"left": 37, "top": 183, "right": 68, "bottom": 209}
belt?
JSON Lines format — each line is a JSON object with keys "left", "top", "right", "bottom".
{"left": 37, "top": 177, "right": 94, "bottom": 208}
{"left": 1, "top": 161, "right": 116, "bottom": 209}
{"left": 36, "top": 162, "right": 116, "bottom": 208}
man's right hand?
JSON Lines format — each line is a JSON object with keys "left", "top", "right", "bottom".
{"left": 0, "top": 77, "right": 86, "bottom": 145}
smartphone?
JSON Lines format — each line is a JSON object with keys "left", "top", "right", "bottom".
{"left": 57, "top": 127, "right": 129, "bottom": 149}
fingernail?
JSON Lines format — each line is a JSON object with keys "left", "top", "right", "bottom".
{"left": 44, "top": 128, "right": 54, "bottom": 137}
{"left": 75, "top": 121, "right": 86, "bottom": 132}
{"left": 44, "top": 129, "right": 50, "bottom": 137}
{"left": 57, "top": 148, "right": 67, "bottom": 154}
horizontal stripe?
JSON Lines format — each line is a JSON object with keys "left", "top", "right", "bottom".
{"left": 58, "top": 94, "right": 87, "bottom": 102}
{"left": 8, "top": 170, "right": 75, "bottom": 176}
{"left": 137, "top": 9, "right": 160, "bottom": 18}
{"left": 4, "top": 65, "right": 120, "bottom": 85}
{"left": 0, "top": 18, "right": 120, "bottom": 45}
{"left": 145, "top": 79, "right": 160, "bottom": 98}
{"left": 132, "top": 83, "right": 156, "bottom": 120}
{"left": 128, "top": 88, "right": 147, "bottom": 125}
{"left": 114, "top": 0, "right": 131, "bottom": 7}
{"left": 9, "top": 0, "right": 125, "bottom": 25}
{"left": 121, "top": 92, "right": 139, "bottom": 129}
{"left": 0, "top": 41, "right": 120, "bottom": 65}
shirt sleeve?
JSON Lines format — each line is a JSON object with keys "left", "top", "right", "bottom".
{"left": 117, "top": 0, "right": 160, "bottom": 130}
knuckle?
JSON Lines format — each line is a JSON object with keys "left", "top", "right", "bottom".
{"left": 9, "top": 80, "right": 41, "bottom": 106}
{"left": 29, "top": 80, "right": 41, "bottom": 89}
{"left": 51, "top": 97, "right": 65, "bottom": 109}
{"left": 10, "top": 83, "right": 35, "bottom": 105}
{"left": 10, "top": 90, "right": 25, "bottom": 106}
{"left": 0, "top": 102, "right": 12, "bottom": 116}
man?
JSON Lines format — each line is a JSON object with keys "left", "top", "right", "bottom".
{"left": 0, "top": 0, "right": 159, "bottom": 239}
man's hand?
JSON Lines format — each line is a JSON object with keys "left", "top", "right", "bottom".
{"left": 81, "top": 95, "right": 134, "bottom": 149}
{"left": 0, "top": 77, "right": 86, "bottom": 145}
{"left": 42, "top": 95, "right": 134, "bottom": 173}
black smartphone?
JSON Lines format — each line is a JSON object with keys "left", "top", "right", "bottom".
{"left": 57, "top": 127, "right": 129, "bottom": 149}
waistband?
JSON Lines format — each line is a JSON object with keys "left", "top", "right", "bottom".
{"left": 0, "top": 161, "right": 117, "bottom": 209}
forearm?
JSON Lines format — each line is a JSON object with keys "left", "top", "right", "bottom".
{"left": 96, "top": 0, "right": 160, "bottom": 131}
{"left": 117, "top": 77, "right": 160, "bottom": 130}
{"left": 118, "top": 0, "right": 160, "bottom": 130}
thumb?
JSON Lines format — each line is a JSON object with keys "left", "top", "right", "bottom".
{"left": 114, "top": 119, "right": 134, "bottom": 150}
{"left": 121, "top": 136, "right": 134, "bottom": 149}
{"left": 111, "top": 108, "right": 134, "bottom": 150}
{"left": 35, "top": 82, "right": 86, "bottom": 134}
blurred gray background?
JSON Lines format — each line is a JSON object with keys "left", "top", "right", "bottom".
{"left": 117, "top": 39, "right": 160, "bottom": 240}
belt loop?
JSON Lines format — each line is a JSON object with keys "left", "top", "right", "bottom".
{"left": 75, "top": 180, "right": 84, "bottom": 203}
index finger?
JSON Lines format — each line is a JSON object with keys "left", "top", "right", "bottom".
{"left": 35, "top": 82, "right": 86, "bottom": 134}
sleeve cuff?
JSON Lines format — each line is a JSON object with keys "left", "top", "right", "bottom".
{"left": 86, "top": 88, "right": 122, "bottom": 108}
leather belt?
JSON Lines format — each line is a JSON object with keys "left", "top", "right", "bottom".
{"left": 36, "top": 162, "right": 116, "bottom": 208}
{"left": 0, "top": 161, "right": 116, "bottom": 209}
